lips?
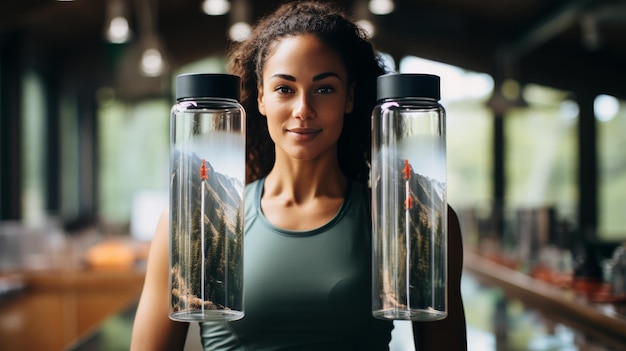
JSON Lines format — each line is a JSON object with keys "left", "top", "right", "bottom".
{"left": 286, "top": 127, "right": 321, "bottom": 135}
{"left": 286, "top": 127, "right": 321, "bottom": 140}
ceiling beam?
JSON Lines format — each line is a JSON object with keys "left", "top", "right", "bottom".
{"left": 499, "top": 0, "right": 594, "bottom": 59}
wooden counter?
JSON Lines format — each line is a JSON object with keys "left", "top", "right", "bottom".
{"left": 464, "top": 250, "right": 626, "bottom": 349}
{"left": 0, "top": 268, "right": 145, "bottom": 351}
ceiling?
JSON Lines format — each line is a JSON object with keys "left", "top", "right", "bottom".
{"left": 1, "top": 0, "right": 625, "bottom": 101}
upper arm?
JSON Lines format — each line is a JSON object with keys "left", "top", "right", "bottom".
{"left": 131, "top": 209, "right": 189, "bottom": 351}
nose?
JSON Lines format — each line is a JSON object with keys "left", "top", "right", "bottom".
{"left": 293, "top": 92, "right": 315, "bottom": 120}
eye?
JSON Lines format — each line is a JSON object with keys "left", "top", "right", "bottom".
{"left": 274, "top": 85, "right": 293, "bottom": 94}
{"left": 316, "top": 86, "right": 335, "bottom": 94}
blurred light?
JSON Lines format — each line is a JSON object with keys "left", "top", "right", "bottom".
{"left": 559, "top": 99, "right": 579, "bottom": 124}
{"left": 356, "top": 19, "right": 375, "bottom": 38}
{"left": 594, "top": 94, "right": 619, "bottom": 122}
{"left": 229, "top": 22, "right": 251, "bottom": 42}
{"left": 523, "top": 84, "right": 568, "bottom": 106}
{"left": 202, "top": 0, "right": 231, "bottom": 16}
{"left": 378, "top": 52, "right": 396, "bottom": 72}
{"left": 400, "top": 56, "right": 494, "bottom": 102}
{"left": 104, "top": 0, "right": 132, "bottom": 43}
{"left": 106, "top": 16, "right": 131, "bottom": 43}
{"left": 141, "top": 48, "right": 165, "bottom": 76}
{"left": 369, "top": 0, "right": 394, "bottom": 15}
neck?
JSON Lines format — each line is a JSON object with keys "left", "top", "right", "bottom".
{"left": 264, "top": 154, "right": 346, "bottom": 204}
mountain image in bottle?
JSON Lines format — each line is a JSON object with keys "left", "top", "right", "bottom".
{"left": 375, "top": 157, "right": 447, "bottom": 315}
{"left": 170, "top": 150, "right": 244, "bottom": 316}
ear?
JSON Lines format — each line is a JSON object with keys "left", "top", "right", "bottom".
{"left": 345, "top": 82, "right": 355, "bottom": 114}
{"left": 257, "top": 85, "right": 266, "bottom": 116}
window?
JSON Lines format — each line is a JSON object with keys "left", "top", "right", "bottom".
{"left": 399, "top": 56, "right": 494, "bottom": 210}
{"left": 597, "top": 95, "right": 626, "bottom": 240}
{"left": 506, "top": 85, "right": 577, "bottom": 223}
{"left": 21, "top": 69, "right": 47, "bottom": 224}
{"left": 97, "top": 95, "right": 169, "bottom": 225}
{"left": 96, "top": 56, "right": 226, "bottom": 234}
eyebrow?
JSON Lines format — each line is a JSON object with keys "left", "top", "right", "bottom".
{"left": 270, "top": 72, "right": 341, "bottom": 82}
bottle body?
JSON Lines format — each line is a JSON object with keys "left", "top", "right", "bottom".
{"left": 169, "top": 94, "right": 245, "bottom": 322}
{"left": 372, "top": 95, "right": 447, "bottom": 321}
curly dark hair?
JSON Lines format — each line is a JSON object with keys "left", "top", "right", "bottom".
{"left": 228, "top": 1, "right": 388, "bottom": 184}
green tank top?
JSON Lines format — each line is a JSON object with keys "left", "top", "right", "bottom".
{"left": 200, "top": 178, "right": 393, "bottom": 350}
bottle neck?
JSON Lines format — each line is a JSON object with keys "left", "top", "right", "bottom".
{"left": 379, "top": 97, "right": 439, "bottom": 104}
{"left": 176, "top": 97, "right": 239, "bottom": 104}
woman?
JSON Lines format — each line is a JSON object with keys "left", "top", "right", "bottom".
{"left": 131, "top": 1, "right": 467, "bottom": 350}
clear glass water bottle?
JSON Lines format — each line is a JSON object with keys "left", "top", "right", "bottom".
{"left": 371, "top": 73, "right": 447, "bottom": 321}
{"left": 169, "top": 73, "right": 245, "bottom": 322}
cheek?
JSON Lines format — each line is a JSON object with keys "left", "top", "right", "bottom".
{"left": 266, "top": 118, "right": 281, "bottom": 135}
{"left": 323, "top": 103, "right": 347, "bottom": 129}
{"left": 264, "top": 108, "right": 285, "bottom": 137}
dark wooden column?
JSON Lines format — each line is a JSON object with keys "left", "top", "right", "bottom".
{"left": 44, "top": 69, "right": 61, "bottom": 216}
{"left": 576, "top": 92, "right": 597, "bottom": 238}
{"left": 0, "top": 32, "right": 24, "bottom": 220}
{"left": 493, "top": 113, "right": 506, "bottom": 238}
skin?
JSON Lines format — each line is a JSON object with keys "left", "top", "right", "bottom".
{"left": 131, "top": 34, "right": 467, "bottom": 350}
{"left": 131, "top": 209, "right": 189, "bottom": 351}
{"left": 257, "top": 34, "right": 354, "bottom": 230}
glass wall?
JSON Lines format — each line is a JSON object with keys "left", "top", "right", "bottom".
{"left": 97, "top": 95, "right": 170, "bottom": 225}
{"left": 597, "top": 95, "right": 626, "bottom": 240}
{"left": 96, "top": 56, "right": 226, "bottom": 238}
{"left": 505, "top": 85, "right": 578, "bottom": 221}
{"left": 21, "top": 69, "right": 47, "bottom": 225}
{"left": 399, "top": 56, "right": 494, "bottom": 210}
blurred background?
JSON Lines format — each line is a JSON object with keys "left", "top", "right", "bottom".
{"left": 1, "top": 0, "right": 626, "bottom": 350}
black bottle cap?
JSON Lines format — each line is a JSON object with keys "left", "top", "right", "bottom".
{"left": 176, "top": 73, "right": 241, "bottom": 101}
{"left": 376, "top": 73, "right": 440, "bottom": 101}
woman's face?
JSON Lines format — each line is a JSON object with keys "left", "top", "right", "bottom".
{"left": 257, "top": 34, "right": 354, "bottom": 162}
